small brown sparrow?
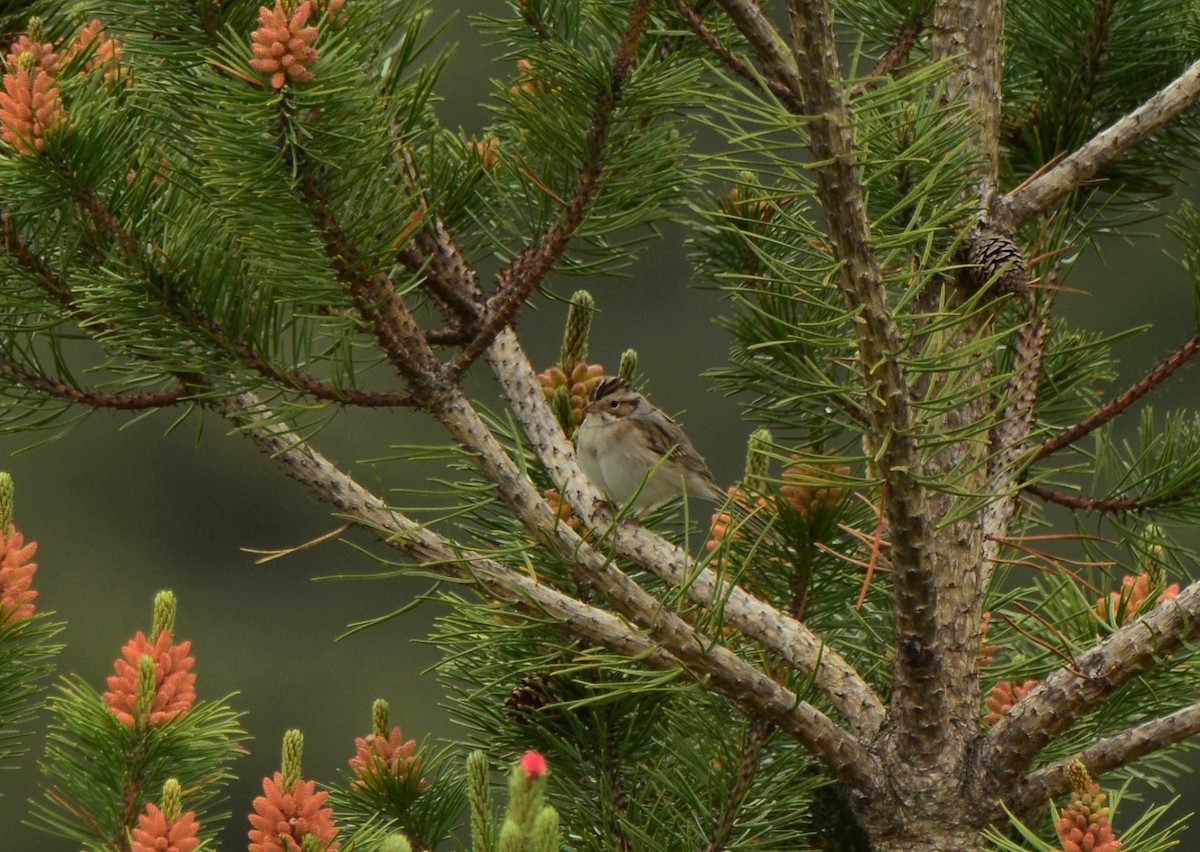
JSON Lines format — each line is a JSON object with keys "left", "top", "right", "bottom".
{"left": 574, "top": 377, "right": 728, "bottom": 512}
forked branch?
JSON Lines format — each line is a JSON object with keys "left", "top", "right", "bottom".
{"left": 216, "top": 388, "right": 882, "bottom": 792}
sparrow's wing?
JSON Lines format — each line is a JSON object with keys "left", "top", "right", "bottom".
{"left": 637, "top": 408, "right": 724, "bottom": 494}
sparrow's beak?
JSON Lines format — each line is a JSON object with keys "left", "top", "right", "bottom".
{"left": 583, "top": 402, "right": 600, "bottom": 415}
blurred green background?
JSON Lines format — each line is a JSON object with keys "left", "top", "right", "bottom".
{"left": 3, "top": 3, "right": 1200, "bottom": 848}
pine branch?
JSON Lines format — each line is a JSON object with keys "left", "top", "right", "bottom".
{"left": 976, "top": 580, "right": 1200, "bottom": 790}
{"left": 393, "top": 147, "right": 487, "bottom": 330}
{"left": 1066, "top": 0, "right": 1117, "bottom": 138}
{"left": 1023, "top": 480, "right": 1200, "bottom": 515}
{"left": 1, "top": 212, "right": 75, "bottom": 312}
{"left": 15, "top": 171, "right": 403, "bottom": 412}
{"left": 411, "top": 221, "right": 488, "bottom": 324}
{"left": 675, "top": 1, "right": 800, "bottom": 110}
{"left": 715, "top": 1, "right": 802, "bottom": 97}
{"left": 485, "top": 326, "right": 888, "bottom": 738}
{"left": 185, "top": 0, "right": 221, "bottom": 45}
{"left": 446, "top": 0, "right": 654, "bottom": 383}
{"left": 226, "top": 339, "right": 417, "bottom": 407}
{"left": 1010, "top": 700, "right": 1200, "bottom": 812}
{"left": 0, "top": 358, "right": 188, "bottom": 410}
{"left": 518, "top": 1, "right": 551, "bottom": 41}
{"left": 996, "top": 57, "right": 1200, "bottom": 229}
{"left": 1033, "top": 334, "right": 1200, "bottom": 462}
{"left": 600, "top": 707, "right": 631, "bottom": 852}
{"left": 423, "top": 326, "right": 472, "bottom": 346}
{"left": 866, "top": 16, "right": 923, "bottom": 80}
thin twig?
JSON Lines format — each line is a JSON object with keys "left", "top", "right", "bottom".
{"left": 1034, "top": 335, "right": 1200, "bottom": 461}
{"left": 447, "top": 0, "right": 655, "bottom": 382}
{"left": 1024, "top": 480, "right": 1200, "bottom": 515}
{"left": 675, "top": 0, "right": 800, "bottom": 109}
{"left": 294, "top": 162, "right": 444, "bottom": 399}
{"left": 0, "top": 358, "right": 188, "bottom": 410}
{"left": 601, "top": 707, "right": 631, "bottom": 852}
{"left": 1, "top": 212, "right": 75, "bottom": 311}
{"left": 848, "top": 16, "right": 924, "bottom": 98}
{"left": 982, "top": 307, "right": 1049, "bottom": 585}
{"left": 229, "top": 338, "right": 417, "bottom": 407}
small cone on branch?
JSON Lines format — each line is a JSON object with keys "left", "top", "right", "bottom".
{"left": 505, "top": 671, "right": 562, "bottom": 723}
{"left": 348, "top": 699, "right": 425, "bottom": 793}
{"left": 0, "top": 473, "right": 38, "bottom": 623}
{"left": 511, "top": 58, "right": 545, "bottom": 98}
{"left": 498, "top": 751, "right": 559, "bottom": 851}
{"left": 538, "top": 289, "right": 604, "bottom": 430}
{"left": 546, "top": 384, "right": 575, "bottom": 433}
{"left": 967, "top": 224, "right": 1028, "bottom": 295}
{"left": 720, "top": 184, "right": 774, "bottom": 230}
{"left": 66, "top": 19, "right": 124, "bottom": 80}
{"left": 706, "top": 484, "right": 773, "bottom": 557}
{"left": 542, "top": 488, "right": 581, "bottom": 533}
{"left": 566, "top": 362, "right": 604, "bottom": 423}
{"left": 102, "top": 627, "right": 196, "bottom": 729}
{"left": 103, "top": 589, "right": 196, "bottom": 729}
{"left": 706, "top": 431, "right": 778, "bottom": 557}
{"left": 471, "top": 135, "right": 501, "bottom": 169}
{"left": 312, "top": 0, "right": 347, "bottom": 27}
{"left": 131, "top": 778, "right": 201, "bottom": 852}
{"left": 779, "top": 453, "right": 851, "bottom": 519}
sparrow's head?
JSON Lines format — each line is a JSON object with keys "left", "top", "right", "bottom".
{"left": 585, "top": 377, "right": 642, "bottom": 419}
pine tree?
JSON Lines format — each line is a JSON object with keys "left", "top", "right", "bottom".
{"left": 2, "top": 1, "right": 1200, "bottom": 849}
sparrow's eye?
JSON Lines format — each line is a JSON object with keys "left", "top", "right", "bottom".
{"left": 608, "top": 399, "right": 619, "bottom": 409}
